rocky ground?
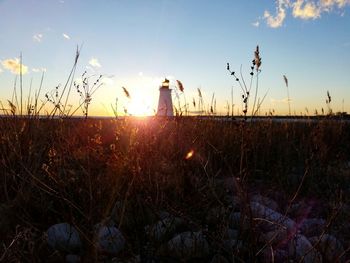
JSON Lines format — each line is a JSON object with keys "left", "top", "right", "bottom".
{"left": 41, "top": 175, "right": 350, "bottom": 262}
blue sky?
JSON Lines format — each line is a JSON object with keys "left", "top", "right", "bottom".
{"left": 0, "top": 0, "right": 349, "bottom": 116}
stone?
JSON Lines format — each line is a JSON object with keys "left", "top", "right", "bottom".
{"left": 47, "top": 223, "right": 82, "bottom": 253}
{"left": 145, "top": 216, "right": 184, "bottom": 243}
{"left": 157, "top": 231, "right": 209, "bottom": 260}
{"left": 250, "top": 202, "right": 296, "bottom": 232}
{"left": 97, "top": 226, "right": 125, "bottom": 255}
{"left": 299, "top": 218, "right": 326, "bottom": 237}
{"left": 259, "top": 228, "right": 289, "bottom": 246}
{"left": 288, "top": 234, "right": 322, "bottom": 263}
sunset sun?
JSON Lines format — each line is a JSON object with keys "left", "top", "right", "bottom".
{"left": 127, "top": 94, "right": 155, "bottom": 116}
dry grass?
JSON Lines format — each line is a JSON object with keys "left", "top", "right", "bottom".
{"left": 0, "top": 116, "right": 349, "bottom": 261}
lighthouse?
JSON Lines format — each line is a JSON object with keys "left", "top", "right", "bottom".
{"left": 157, "top": 79, "right": 174, "bottom": 116}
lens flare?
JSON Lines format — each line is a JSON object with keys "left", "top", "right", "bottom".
{"left": 185, "top": 149, "right": 194, "bottom": 160}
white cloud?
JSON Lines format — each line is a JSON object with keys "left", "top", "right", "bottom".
{"left": 0, "top": 68, "right": 3, "bottom": 74}
{"left": 89, "top": 58, "right": 101, "bottom": 68}
{"left": 292, "top": 0, "right": 321, "bottom": 19}
{"left": 264, "top": 0, "right": 290, "bottom": 28}
{"left": 321, "top": 0, "right": 350, "bottom": 9}
{"left": 62, "top": 33, "right": 70, "bottom": 40}
{"left": 252, "top": 21, "right": 260, "bottom": 27}
{"left": 32, "top": 68, "right": 46, "bottom": 73}
{"left": 263, "top": 0, "right": 350, "bottom": 28}
{"left": 33, "top": 33, "right": 43, "bottom": 42}
{"left": 1, "top": 58, "right": 28, "bottom": 75}
{"left": 102, "top": 76, "right": 114, "bottom": 85}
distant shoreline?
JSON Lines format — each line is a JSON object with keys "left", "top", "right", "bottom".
{"left": 1, "top": 114, "right": 350, "bottom": 122}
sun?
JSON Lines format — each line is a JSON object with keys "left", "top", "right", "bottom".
{"left": 127, "top": 94, "right": 155, "bottom": 116}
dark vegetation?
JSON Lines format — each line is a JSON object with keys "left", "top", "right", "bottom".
{"left": 0, "top": 116, "right": 350, "bottom": 261}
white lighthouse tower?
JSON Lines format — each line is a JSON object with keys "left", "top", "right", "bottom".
{"left": 157, "top": 79, "right": 174, "bottom": 116}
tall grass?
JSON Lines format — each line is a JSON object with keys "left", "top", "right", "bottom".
{"left": 0, "top": 115, "right": 349, "bottom": 261}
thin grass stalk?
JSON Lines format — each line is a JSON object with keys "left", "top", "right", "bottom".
{"left": 231, "top": 87, "right": 234, "bottom": 117}
{"left": 20, "top": 53, "right": 23, "bottom": 116}
{"left": 27, "top": 77, "right": 33, "bottom": 115}
{"left": 253, "top": 89, "right": 269, "bottom": 117}
{"left": 63, "top": 63, "right": 78, "bottom": 116}
{"left": 50, "top": 45, "right": 81, "bottom": 118}
{"left": 11, "top": 75, "right": 19, "bottom": 112}
{"left": 34, "top": 71, "right": 45, "bottom": 116}
{"left": 251, "top": 71, "right": 259, "bottom": 118}
{"left": 69, "top": 83, "right": 103, "bottom": 117}
{"left": 287, "top": 85, "right": 291, "bottom": 116}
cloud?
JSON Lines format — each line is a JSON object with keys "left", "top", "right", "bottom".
{"left": 1, "top": 58, "right": 28, "bottom": 75}
{"left": 33, "top": 33, "right": 43, "bottom": 42}
{"left": 292, "top": 0, "right": 321, "bottom": 19}
{"left": 89, "top": 58, "right": 101, "bottom": 68}
{"left": 320, "top": 0, "right": 350, "bottom": 9}
{"left": 32, "top": 68, "right": 46, "bottom": 73}
{"left": 252, "top": 21, "right": 260, "bottom": 27}
{"left": 263, "top": 0, "right": 290, "bottom": 28}
{"left": 0, "top": 68, "right": 3, "bottom": 74}
{"left": 263, "top": 0, "right": 350, "bottom": 27}
{"left": 62, "top": 33, "right": 70, "bottom": 40}
{"left": 102, "top": 76, "right": 114, "bottom": 85}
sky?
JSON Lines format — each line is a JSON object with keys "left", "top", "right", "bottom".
{"left": 0, "top": 0, "right": 349, "bottom": 116}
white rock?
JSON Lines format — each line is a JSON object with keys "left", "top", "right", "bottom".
{"left": 97, "top": 226, "right": 125, "bottom": 255}
{"left": 288, "top": 234, "right": 322, "bottom": 263}
{"left": 250, "top": 202, "right": 296, "bottom": 231}
{"left": 158, "top": 231, "right": 209, "bottom": 260}
{"left": 47, "top": 223, "right": 82, "bottom": 253}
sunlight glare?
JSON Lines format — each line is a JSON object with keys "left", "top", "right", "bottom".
{"left": 127, "top": 94, "right": 155, "bottom": 116}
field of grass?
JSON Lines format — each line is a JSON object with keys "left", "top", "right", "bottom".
{"left": 0, "top": 116, "right": 349, "bottom": 262}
